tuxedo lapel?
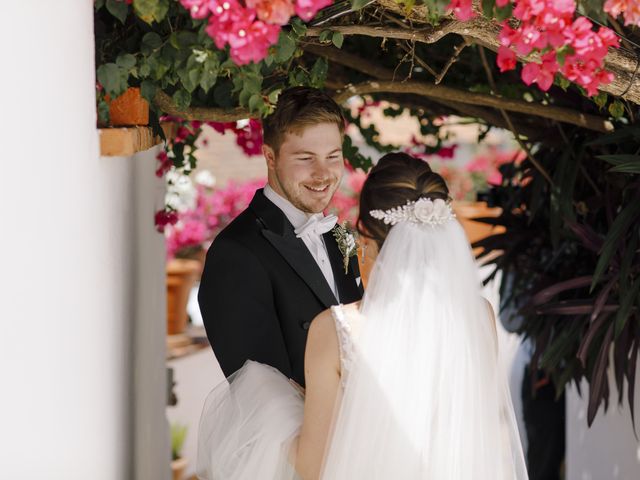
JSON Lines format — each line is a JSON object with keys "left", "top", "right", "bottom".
{"left": 323, "top": 230, "right": 363, "bottom": 303}
{"left": 250, "top": 190, "right": 338, "bottom": 309}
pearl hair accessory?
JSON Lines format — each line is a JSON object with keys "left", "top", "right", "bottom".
{"left": 369, "top": 197, "right": 456, "bottom": 226}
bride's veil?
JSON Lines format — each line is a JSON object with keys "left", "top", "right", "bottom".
{"left": 320, "top": 218, "right": 528, "bottom": 479}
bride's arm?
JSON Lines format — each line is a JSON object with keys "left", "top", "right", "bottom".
{"left": 295, "top": 310, "right": 341, "bottom": 480}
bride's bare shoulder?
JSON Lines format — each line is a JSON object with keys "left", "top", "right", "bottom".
{"left": 306, "top": 309, "right": 340, "bottom": 372}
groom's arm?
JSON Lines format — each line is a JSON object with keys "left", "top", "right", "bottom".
{"left": 198, "top": 236, "right": 292, "bottom": 378}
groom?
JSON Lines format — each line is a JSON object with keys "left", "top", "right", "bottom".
{"left": 198, "top": 86, "right": 363, "bottom": 387}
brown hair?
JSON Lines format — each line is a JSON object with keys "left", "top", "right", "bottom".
{"left": 357, "top": 152, "right": 450, "bottom": 248}
{"left": 262, "top": 86, "right": 346, "bottom": 153}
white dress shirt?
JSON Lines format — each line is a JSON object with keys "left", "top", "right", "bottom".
{"left": 264, "top": 185, "right": 339, "bottom": 300}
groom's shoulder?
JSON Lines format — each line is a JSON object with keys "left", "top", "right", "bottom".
{"left": 215, "top": 205, "right": 262, "bottom": 245}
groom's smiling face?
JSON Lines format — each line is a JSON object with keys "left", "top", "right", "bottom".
{"left": 264, "top": 122, "right": 344, "bottom": 214}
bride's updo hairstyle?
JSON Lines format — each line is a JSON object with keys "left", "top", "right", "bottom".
{"left": 357, "top": 152, "right": 450, "bottom": 248}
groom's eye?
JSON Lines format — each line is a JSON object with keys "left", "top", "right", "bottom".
{"left": 297, "top": 157, "right": 312, "bottom": 161}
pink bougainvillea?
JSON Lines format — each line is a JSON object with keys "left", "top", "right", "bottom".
{"left": 604, "top": 0, "right": 640, "bottom": 27}
{"left": 180, "top": 0, "right": 333, "bottom": 65}
{"left": 166, "top": 178, "right": 266, "bottom": 257}
{"left": 446, "top": 0, "right": 475, "bottom": 21}
{"left": 450, "top": 0, "right": 620, "bottom": 96}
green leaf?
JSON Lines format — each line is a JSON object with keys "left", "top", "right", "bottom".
{"left": 615, "top": 279, "right": 640, "bottom": 337}
{"left": 142, "top": 32, "right": 163, "bottom": 52}
{"left": 587, "top": 125, "right": 640, "bottom": 146}
{"left": 596, "top": 154, "right": 640, "bottom": 166}
{"left": 267, "top": 89, "right": 282, "bottom": 104}
{"left": 609, "top": 163, "right": 640, "bottom": 174}
{"left": 248, "top": 93, "right": 262, "bottom": 112}
{"left": 332, "top": 32, "right": 344, "bottom": 49}
{"left": 319, "top": 29, "right": 333, "bottom": 43}
{"left": 495, "top": 2, "right": 513, "bottom": 21}
{"left": 291, "top": 18, "right": 307, "bottom": 37}
{"left": 106, "top": 0, "right": 128, "bottom": 23}
{"left": 275, "top": 32, "right": 297, "bottom": 63}
{"left": 184, "top": 68, "right": 200, "bottom": 93}
{"left": 116, "top": 53, "right": 136, "bottom": 71}
{"left": 351, "top": 0, "right": 373, "bottom": 9}
{"left": 591, "top": 200, "right": 640, "bottom": 291}
{"left": 593, "top": 92, "right": 608, "bottom": 109}
{"left": 97, "top": 63, "right": 126, "bottom": 97}
{"left": 199, "top": 67, "right": 218, "bottom": 93}
{"left": 95, "top": 0, "right": 106, "bottom": 10}
{"left": 310, "top": 57, "right": 328, "bottom": 87}
{"left": 140, "top": 80, "right": 157, "bottom": 103}
{"left": 133, "top": 0, "right": 169, "bottom": 24}
{"left": 169, "top": 32, "right": 180, "bottom": 50}
{"left": 172, "top": 89, "right": 191, "bottom": 109}
{"left": 139, "top": 61, "right": 151, "bottom": 78}
{"left": 609, "top": 99, "right": 625, "bottom": 119}
{"left": 481, "top": 0, "right": 494, "bottom": 17}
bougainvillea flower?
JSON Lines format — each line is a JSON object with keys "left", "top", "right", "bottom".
{"left": 179, "top": 0, "right": 211, "bottom": 19}
{"left": 246, "top": 0, "right": 294, "bottom": 25}
{"left": 155, "top": 209, "right": 179, "bottom": 233}
{"left": 447, "top": 0, "right": 475, "bottom": 21}
{"left": 497, "top": 46, "right": 517, "bottom": 72}
{"left": 295, "top": 0, "right": 333, "bottom": 22}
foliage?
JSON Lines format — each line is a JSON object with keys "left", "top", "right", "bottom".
{"left": 170, "top": 422, "right": 188, "bottom": 460}
{"left": 475, "top": 124, "right": 640, "bottom": 427}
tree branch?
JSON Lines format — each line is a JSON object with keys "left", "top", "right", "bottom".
{"left": 154, "top": 90, "right": 250, "bottom": 122}
{"left": 305, "top": 43, "right": 567, "bottom": 136}
{"left": 333, "top": 80, "right": 612, "bottom": 132}
{"left": 307, "top": 16, "right": 640, "bottom": 104}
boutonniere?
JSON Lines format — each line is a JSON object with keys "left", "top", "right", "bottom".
{"left": 332, "top": 221, "right": 359, "bottom": 274}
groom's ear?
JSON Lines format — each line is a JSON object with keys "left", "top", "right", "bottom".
{"left": 263, "top": 144, "right": 276, "bottom": 169}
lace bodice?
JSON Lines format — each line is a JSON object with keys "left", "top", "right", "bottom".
{"left": 330, "top": 304, "right": 355, "bottom": 386}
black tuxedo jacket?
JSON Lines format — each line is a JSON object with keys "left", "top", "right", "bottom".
{"left": 198, "top": 189, "right": 364, "bottom": 386}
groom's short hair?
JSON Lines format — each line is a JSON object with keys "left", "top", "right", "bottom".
{"left": 262, "top": 86, "right": 345, "bottom": 154}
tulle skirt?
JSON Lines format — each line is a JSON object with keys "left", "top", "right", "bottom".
{"left": 196, "top": 361, "right": 303, "bottom": 480}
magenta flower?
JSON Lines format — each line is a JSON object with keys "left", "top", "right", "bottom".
{"left": 497, "top": 46, "right": 517, "bottom": 72}
{"left": 179, "top": 0, "right": 211, "bottom": 19}
{"left": 295, "top": 0, "right": 333, "bottom": 22}
{"left": 446, "top": 0, "right": 475, "bottom": 21}
{"left": 155, "top": 209, "right": 179, "bottom": 233}
{"left": 521, "top": 52, "right": 558, "bottom": 91}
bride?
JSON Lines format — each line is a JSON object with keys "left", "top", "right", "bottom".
{"left": 197, "top": 152, "right": 528, "bottom": 480}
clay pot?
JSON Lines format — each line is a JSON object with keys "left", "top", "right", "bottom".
{"left": 166, "top": 259, "right": 202, "bottom": 335}
{"left": 107, "top": 87, "right": 149, "bottom": 126}
{"left": 170, "top": 457, "right": 188, "bottom": 480}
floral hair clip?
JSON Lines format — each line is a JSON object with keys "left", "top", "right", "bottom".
{"left": 369, "top": 198, "right": 456, "bottom": 226}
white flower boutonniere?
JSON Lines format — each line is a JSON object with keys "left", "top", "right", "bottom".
{"left": 332, "top": 222, "right": 359, "bottom": 274}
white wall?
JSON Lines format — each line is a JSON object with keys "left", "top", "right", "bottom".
{"left": 1, "top": 2, "right": 168, "bottom": 479}
{"left": 567, "top": 360, "right": 640, "bottom": 480}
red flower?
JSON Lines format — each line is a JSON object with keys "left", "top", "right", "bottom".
{"left": 497, "top": 46, "right": 517, "bottom": 72}
{"left": 155, "top": 209, "right": 179, "bottom": 233}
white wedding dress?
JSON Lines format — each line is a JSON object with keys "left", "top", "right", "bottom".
{"left": 197, "top": 219, "right": 528, "bottom": 480}
{"left": 196, "top": 305, "right": 355, "bottom": 480}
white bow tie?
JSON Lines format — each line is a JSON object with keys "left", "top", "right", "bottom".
{"left": 294, "top": 214, "right": 338, "bottom": 239}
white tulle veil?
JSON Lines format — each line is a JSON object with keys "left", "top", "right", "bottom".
{"left": 320, "top": 217, "right": 528, "bottom": 479}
